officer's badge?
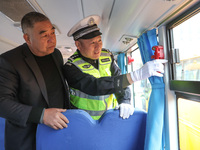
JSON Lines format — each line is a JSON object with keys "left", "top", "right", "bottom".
{"left": 101, "top": 58, "right": 110, "bottom": 62}
{"left": 83, "top": 64, "right": 91, "bottom": 68}
{"left": 88, "top": 17, "right": 95, "bottom": 26}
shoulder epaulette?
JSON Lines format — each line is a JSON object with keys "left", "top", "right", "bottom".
{"left": 102, "top": 48, "right": 109, "bottom": 52}
{"left": 67, "top": 53, "right": 79, "bottom": 63}
{"left": 102, "top": 48, "right": 113, "bottom": 56}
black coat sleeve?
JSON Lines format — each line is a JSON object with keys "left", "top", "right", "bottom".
{"left": 110, "top": 55, "right": 131, "bottom": 104}
{"left": 63, "top": 63, "right": 120, "bottom": 96}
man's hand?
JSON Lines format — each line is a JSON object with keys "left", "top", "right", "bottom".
{"left": 130, "top": 59, "right": 168, "bottom": 82}
{"left": 43, "top": 108, "right": 69, "bottom": 130}
{"left": 118, "top": 103, "right": 134, "bottom": 119}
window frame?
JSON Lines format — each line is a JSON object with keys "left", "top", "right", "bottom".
{"left": 166, "top": 2, "right": 200, "bottom": 149}
{"left": 167, "top": 2, "right": 200, "bottom": 96}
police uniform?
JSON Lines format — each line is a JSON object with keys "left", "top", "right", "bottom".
{"left": 63, "top": 15, "right": 131, "bottom": 120}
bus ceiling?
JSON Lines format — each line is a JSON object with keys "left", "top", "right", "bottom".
{"left": 0, "top": 0, "right": 199, "bottom": 57}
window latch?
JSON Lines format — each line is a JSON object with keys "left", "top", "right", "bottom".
{"left": 170, "top": 48, "right": 180, "bottom": 64}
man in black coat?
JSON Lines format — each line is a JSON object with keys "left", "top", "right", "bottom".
{"left": 0, "top": 12, "right": 70, "bottom": 150}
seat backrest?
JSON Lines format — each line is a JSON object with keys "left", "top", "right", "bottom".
{"left": 36, "top": 108, "right": 147, "bottom": 150}
{"left": 0, "top": 117, "right": 5, "bottom": 150}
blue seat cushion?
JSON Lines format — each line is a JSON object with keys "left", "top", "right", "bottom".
{"left": 0, "top": 117, "right": 5, "bottom": 150}
{"left": 36, "top": 108, "right": 146, "bottom": 150}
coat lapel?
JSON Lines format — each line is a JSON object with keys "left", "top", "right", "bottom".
{"left": 22, "top": 44, "right": 49, "bottom": 105}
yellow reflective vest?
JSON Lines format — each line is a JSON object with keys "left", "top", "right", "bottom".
{"left": 69, "top": 49, "right": 117, "bottom": 120}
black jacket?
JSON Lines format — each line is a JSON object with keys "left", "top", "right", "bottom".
{"left": 0, "top": 43, "right": 70, "bottom": 150}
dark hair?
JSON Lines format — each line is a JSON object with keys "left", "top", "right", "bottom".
{"left": 21, "top": 12, "right": 50, "bottom": 33}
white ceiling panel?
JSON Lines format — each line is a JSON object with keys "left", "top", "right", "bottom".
{"left": 0, "top": 12, "right": 24, "bottom": 45}
{"left": 0, "top": 0, "right": 199, "bottom": 57}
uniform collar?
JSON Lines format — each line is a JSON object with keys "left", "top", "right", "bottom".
{"left": 77, "top": 49, "right": 98, "bottom": 69}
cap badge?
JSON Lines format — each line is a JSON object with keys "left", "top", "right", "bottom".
{"left": 88, "top": 17, "right": 95, "bottom": 26}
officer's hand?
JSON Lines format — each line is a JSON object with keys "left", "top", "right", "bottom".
{"left": 130, "top": 59, "right": 168, "bottom": 82}
{"left": 117, "top": 103, "right": 134, "bottom": 119}
{"left": 43, "top": 108, "right": 69, "bottom": 130}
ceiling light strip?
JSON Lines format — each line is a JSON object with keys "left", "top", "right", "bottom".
{"left": 26, "top": 0, "right": 46, "bottom": 14}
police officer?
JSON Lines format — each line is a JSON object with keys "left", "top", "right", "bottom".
{"left": 63, "top": 15, "right": 167, "bottom": 120}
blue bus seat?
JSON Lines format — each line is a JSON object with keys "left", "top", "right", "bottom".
{"left": 0, "top": 117, "right": 5, "bottom": 150}
{"left": 36, "top": 108, "right": 147, "bottom": 150}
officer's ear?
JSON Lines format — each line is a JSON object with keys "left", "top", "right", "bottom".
{"left": 75, "top": 40, "right": 81, "bottom": 50}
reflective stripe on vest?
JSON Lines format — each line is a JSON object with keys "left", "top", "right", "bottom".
{"left": 69, "top": 50, "right": 117, "bottom": 120}
{"left": 70, "top": 88, "right": 110, "bottom": 100}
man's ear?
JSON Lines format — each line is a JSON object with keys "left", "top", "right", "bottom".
{"left": 23, "top": 34, "right": 31, "bottom": 45}
{"left": 75, "top": 40, "right": 81, "bottom": 50}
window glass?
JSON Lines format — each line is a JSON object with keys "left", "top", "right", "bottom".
{"left": 173, "top": 12, "right": 200, "bottom": 81}
{"left": 178, "top": 98, "right": 200, "bottom": 150}
{"left": 130, "top": 47, "right": 151, "bottom": 111}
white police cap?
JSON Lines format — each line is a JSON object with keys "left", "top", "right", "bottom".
{"left": 67, "top": 15, "right": 102, "bottom": 40}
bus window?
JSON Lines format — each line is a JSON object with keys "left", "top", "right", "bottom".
{"left": 178, "top": 98, "right": 200, "bottom": 150}
{"left": 127, "top": 44, "right": 151, "bottom": 112}
{"left": 167, "top": 3, "right": 200, "bottom": 150}
{"left": 172, "top": 12, "right": 200, "bottom": 81}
